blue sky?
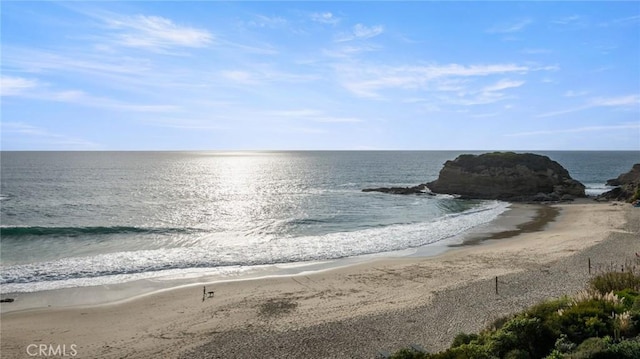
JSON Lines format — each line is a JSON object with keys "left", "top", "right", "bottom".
{"left": 1, "top": 1, "right": 639, "bottom": 150}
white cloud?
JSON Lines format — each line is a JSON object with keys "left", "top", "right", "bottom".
{"left": 4, "top": 46, "right": 151, "bottom": 76}
{"left": 248, "top": 15, "right": 288, "bottom": 29}
{"left": 486, "top": 18, "right": 533, "bottom": 33}
{"left": 482, "top": 79, "right": 525, "bottom": 92}
{"left": 521, "top": 48, "right": 552, "bottom": 54}
{"left": 537, "top": 94, "right": 640, "bottom": 118}
{"left": 564, "top": 90, "right": 589, "bottom": 97}
{"left": 1, "top": 76, "right": 40, "bottom": 96}
{"left": 552, "top": 15, "right": 582, "bottom": 25}
{"left": 353, "top": 24, "right": 383, "bottom": 39}
{"left": 220, "top": 70, "right": 255, "bottom": 84}
{"left": 105, "top": 14, "right": 213, "bottom": 51}
{"left": 505, "top": 123, "right": 640, "bottom": 137}
{"left": 337, "top": 63, "right": 546, "bottom": 98}
{"left": 611, "top": 15, "right": 640, "bottom": 26}
{"left": 337, "top": 23, "right": 384, "bottom": 42}
{"left": 591, "top": 95, "right": 640, "bottom": 107}
{"left": 2, "top": 78, "right": 177, "bottom": 113}
{"left": 219, "top": 67, "right": 320, "bottom": 86}
{"left": 267, "top": 109, "right": 363, "bottom": 123}
{"left": 311, "top": 12, "right": 340, "bottom": 25}
{"left": 1, "top": 122, "right": 101, "bottom": 149}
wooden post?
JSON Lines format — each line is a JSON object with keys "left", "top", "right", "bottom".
{"left": 588, "top": 258, "right": 591, "bottom": 274}
{"left": 495, "top": 276, "right": 498, "bottom": 295}
{"left": 203, "top": 286, "right": 206, "bottom": 302}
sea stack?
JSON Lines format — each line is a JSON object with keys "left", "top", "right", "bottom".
{"left": 597, "top": 163, "right": 640, "bottom": 202}
{"left": 426, "top": 152, "right": 586, "bottom": 201}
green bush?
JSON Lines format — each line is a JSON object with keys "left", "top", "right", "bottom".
{"left": 451, "top": 333, "right": 479, "bottom": 348}
{"left": 504, "top": 349, "right": 530, "bottom": 359}
{"left": 433, "top": 343, "right": 496, "bottom": 359}
{"left": 590, "top": 272, "right": 640, "bottom": 294}
{"left": 390, "top": 348, "right": 428, "bottom": 359}
{"left": 566, "top": 337, "right": 608, "bottom": 359}
{"left": 488, "top": 316, "right": 555, "bottom": 358}
{"left": 543, "top": 349, "right": 564, "bottom": 359}
{"left": 615, "top": 289, "right": 640, "bottom": 310}
{"left": 604, "top": 337, "right": 640, "bottom": 358}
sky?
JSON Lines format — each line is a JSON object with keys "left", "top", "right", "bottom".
{"left": 1, "top": 1, "right": 639, "bottom": 151}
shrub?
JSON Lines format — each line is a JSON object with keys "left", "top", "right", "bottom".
{"left": 390, "top": 348, "right": 428, "bottom": 359}
{"left": 544, "top": 349, "right": 564, "bottom": 359}
{"left": 566, "top": 337, "right": 608, "bottom": 359}
{"left": 556, "top": 296, "right": 625, "bottom": 343}
{"left": 604, "top": 337, "right": 640, "bottom": 359}
{"left": 437, "top": 343, "right": 496, "bottom": 359}
{"left": 487, "top": 314, "right": 514, "bottom": 331}
{"left": 589, "top": 272, "right": 640, "bottom": 294}
{"left": 554, "top": 334, "right": 576, "bottom": 353}
{"left": 489, "top": 316, "right": 554, "bottom": 358}
{"left": 451, "top": 333, "right": 479, "bottom": 348}
{"left": 504, "top": 349, "right": 530, "bottom": 359}
{"left": 615, "top": 289, "right": 640, "bottom": 310}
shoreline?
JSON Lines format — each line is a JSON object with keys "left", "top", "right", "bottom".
{"left": 2, "top": 200, "right": 635, "bottom": 358}
{"left": 0, "top": 200, "right": 540, "bottom": 314}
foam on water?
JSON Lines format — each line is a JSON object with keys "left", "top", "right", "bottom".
{"left": 1, "top": 201, "right": 509, "bottom": 293}
{"left": 584, "top": 183, "right": 615, "bottom": 197}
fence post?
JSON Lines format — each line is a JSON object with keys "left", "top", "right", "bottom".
{"left": 495, "top": 276, "right": 498, "bottom": 295}
{"left": 588, "top": 258, "right": 591, "bottom": 274}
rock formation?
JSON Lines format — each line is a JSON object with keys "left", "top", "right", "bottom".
{"left": 425, "top": 152, "right": 586, "bottom": 201}
{"left": 597, "top": 163, "right": 640, "bottom": 202}
{"left": 362, "top": 184, "right": 434, "bottom": 195}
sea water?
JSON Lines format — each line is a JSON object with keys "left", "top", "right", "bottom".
{"left": 1, "top": 151, "right": 637, "bottom": 293}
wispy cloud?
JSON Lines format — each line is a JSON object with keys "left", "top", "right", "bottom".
{"left": 505, "top": 123, "right": 640, "bottom": 137}
{"left": 4, "top": 46, "right": 151, "bottom": 76}
{"left": 248, "top": 14, "right": 288, "bottom": 29}
{"left": 266, "top": 109, "right": 363, "bottom": 123}
{"left": 1, "top": 76, "right": 41, "bottom": 96}
{"left": 482, "top": 79, "right": 525, "bottom": 92}
{"left": 521, "top": 48, "right": 552, "bottom": 54}
{"left": 610, "top": 15, "right": 640, "bottom": 26}
{"left": 552, "top": 15, "right": 582, "bottom": 25}
{"left": 1, "top": 74, "right": 178, "bottom": 113}
{"left": 537, "top": 94, "right": 640, "bottom": 118}
{"left": 104, "top": 14, "right": 213, "bottom": 51}
{"left": 219, "top": 67, "right": 320, "bottom": 86}
{"left": 337, "top": 63, "right": 548, "bottom": 99}
{"left": 486, "top": 18, "right": 533, "bottom": 33}
{"left": 1, "top": 122, "right": 101, "bottom": 149}
{"left": 310, "top": 12, "right": 340, "bottom": 25}
{"left": 564, "top": 90, "right": 589, "bottom": 97}
{"left": 591, "top": 95, "right": 640, "bottom": 107}
{"left": 336, "top": 23, "right": 384, "bottom": 42}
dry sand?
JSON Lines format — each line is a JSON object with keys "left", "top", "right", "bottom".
{"left": 1, "top": 200, "right": 638, "bottom": 359}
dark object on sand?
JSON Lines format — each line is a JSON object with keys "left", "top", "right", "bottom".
{"left": 0, "top": 298, "right": 15, "bottom": 303}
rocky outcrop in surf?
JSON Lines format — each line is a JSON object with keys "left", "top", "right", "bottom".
{"left": 425, "top": 152, "right": 586, "bottom": 201}
{"left": 597, "top": 163, "right": 640, "bottom": 202}
{"left": 362, "top": 184, "right": 434, "bottom": 195}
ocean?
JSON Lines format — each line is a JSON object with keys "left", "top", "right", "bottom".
{"left": 1, "top": 151, "right": 638, "bottom": 294}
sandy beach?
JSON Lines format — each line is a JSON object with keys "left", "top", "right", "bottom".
{"left": 1, "top": 200, "right": 638, "bottom": 359}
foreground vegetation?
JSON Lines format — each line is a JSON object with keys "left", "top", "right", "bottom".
{"left": 391, "top": 271, "right": 640, "bottom": 359}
